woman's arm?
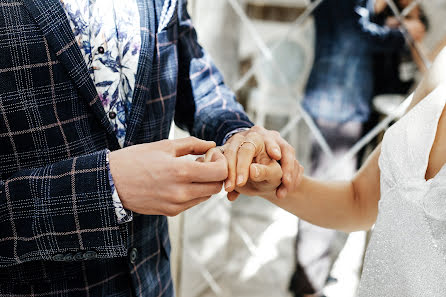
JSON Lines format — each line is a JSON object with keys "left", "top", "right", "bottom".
{"left": 411, "top": 47, "right": 446, "bottom": 110}
{"left": 263, "top": 145, "right": 381, "bottom": 233}
{"left": 261, "top": 47, "right": 446, "bottom": 233}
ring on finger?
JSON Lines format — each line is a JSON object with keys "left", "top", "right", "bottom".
{"left": 239, "top": 140, "right": 257, "bottom": 151}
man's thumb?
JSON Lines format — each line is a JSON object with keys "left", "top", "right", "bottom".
{"left": 249, "top": 163, "right": 269, "bottom": 182}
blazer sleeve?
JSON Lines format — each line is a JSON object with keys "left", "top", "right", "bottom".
{"left": 0, "top": 150, "right": 128, "bottom": 267}
{"left": 174, "top": 0, "right": 254, "bottom": 145}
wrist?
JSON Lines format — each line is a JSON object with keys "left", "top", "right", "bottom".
{"left": 106, "top": 151, "right": 133, "bottom": 224}
{"left": 288, "top": 175, "right": 308, "bottom": 199}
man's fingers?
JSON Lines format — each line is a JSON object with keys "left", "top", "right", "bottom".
{"left": 203, "top": 149, "right": 214, "bottom": 163}
{"left": 256, "top": 149, "right": 273, "bottom": 165}
{"left": 264, "top": 133, "right": 282, "bottom": 160}
{"left": 174, "top": 137, "right": 216, "bottom": 157}
{"left": 291, "top": 161, "right": 304, "bottom": 191}
{"left": 179, "top": 196, "right": 213, "bottom": 213}
{"left": 184, "top": 182, "right": 224, "bottom": 200}
{"left": 176, "top": 158, "right": 228, "bottom": 182}
{"left": 235, "top": 133, "right": 264, "bottom": 187}
{"left": 278, "top": 141, "right": 296, "bottom": 187}
{"left": 276, "top": 148, "right": 297, "bottom": 199}
{"left": 204, "top": 147, "right": 225, "bottom": 163}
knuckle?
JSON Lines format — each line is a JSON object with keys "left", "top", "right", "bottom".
{"left": 165, "top": 204, "right": 181, "bottom": 217}
{"left": 176, "top": 168, "right": 189, "bottom": 179}
{"left": 251, "top": 125, "right": 262, "bottom": 132}
{"left": 173, "top": 188, "right": 188, "bottom": 202}
{"left": 186, "top": 136, "right": 198, "bottom": 143}
{"left": 248, "top": 131, "right": 260, "bottom": 138}
{"left": 225, "top": 146, "right": 238, "bottom": 157}
{"left": 212, "top": 182, "right": 224, "bottom": 194}
{"left": 232, "top": 133, "right": 244, "bottom": 142}
{"left": 239, "top": 145, "right": 254, "bottom": 154}
{"left": 166, "top": 165, "right": 177, "bottom": 177}
{"left": 286, "top": 146, "right": 296, "bottom": 156}
{"left": 160, "top": 139, "right": 171, "bottom": 148}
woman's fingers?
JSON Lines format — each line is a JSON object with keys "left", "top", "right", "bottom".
{"left": 204, "top": 146, "right": 226, "bottom": 163}
{"left": 235, "top": 132, "right": 264, "bottom": 187}
{"left": 224, "top": 138, "right": 242, "bottom": 192}
{"left": 227, "top": 191, "right": 240, "bottom": 201}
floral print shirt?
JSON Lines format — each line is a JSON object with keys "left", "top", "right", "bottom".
{"left": 61, "top": 0, "right": 142, "bottom": 224}
{"left": 60, "top": 0, "right": 243, "bottom": 224}
{"left": 61, "top": 0, "right": 141, "bottom": 148}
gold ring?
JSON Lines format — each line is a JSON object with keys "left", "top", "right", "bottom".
{"left": 240, "top": 140, "right": 257, "bottom": 151}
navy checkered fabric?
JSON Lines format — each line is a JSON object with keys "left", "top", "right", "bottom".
{"left": 0, "top": 0, "right": 253, "bottom": 296}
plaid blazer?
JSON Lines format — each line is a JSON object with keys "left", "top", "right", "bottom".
{"left": 0, "top": 0, "right": 253, "bottom": 296}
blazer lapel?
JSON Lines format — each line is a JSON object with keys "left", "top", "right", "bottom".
{"left": 123, "top": 0, "right": 157, "bottom": 147}
{"left": 22, "top": 0, "right": 117, "bottom": 140}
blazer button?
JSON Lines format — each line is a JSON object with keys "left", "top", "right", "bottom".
{"left": 83, "top": 251, "right": 98, "bottom": 260}
{"left": 74, "top": 252, "right": 84, "bottom": 261}
{"left": 63, "top": 253, "right": 74, "bottom": 262}
{"left": 129, "top": 248, "right": 138, "bottom": 264}
{"left": 98, "top": 46, "right": 105, "bottom": 54}
{"left": 52, "top": 254, "right": 65, "bottom": 261}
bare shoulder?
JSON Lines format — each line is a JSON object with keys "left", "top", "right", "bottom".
{"left": 426, "top": 108, "right": 446, "bottom": 180}
{"left": 409, "top": 47, "right": 446, "bottom": 111}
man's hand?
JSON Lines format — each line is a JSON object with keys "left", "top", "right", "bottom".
{"left": 108, "top": 137, "right": 228, "bottom": 217}
{"left": 216, "top": 126, "right": 302, "bottom": 200}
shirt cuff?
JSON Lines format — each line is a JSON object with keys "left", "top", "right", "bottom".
{"left": 223, "top": 127, "right": 251, "bottom": 144}
{"left": 106, "top": 151, "right": 133, "bottom": 224}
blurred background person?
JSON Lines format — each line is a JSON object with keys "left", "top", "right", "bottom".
{"left": 372, "top": 0, "right": 428, "bottom": 97}
{"left": 291, "top": 1, "right": 425, "bottom": 296}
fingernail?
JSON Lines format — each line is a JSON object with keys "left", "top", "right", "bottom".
{"left": 278, "top": 189, "right": 288, "bottom": 199}
{"left": 254, "top": 166, "right": 260, "bottom": 178}
{"left": 237, "top": 175, "right": 244, "bottom": 185}
{"left": 273, "top": 148, "right": 281, "bottom": 156}
{"left": 225, "top": 181, "right": 233, "bottom": 191}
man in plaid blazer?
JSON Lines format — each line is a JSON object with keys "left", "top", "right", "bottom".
{"left": 0, "top": 0, "right": 298, "bottom": 296}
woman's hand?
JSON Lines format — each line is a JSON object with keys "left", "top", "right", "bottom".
{"left": 232, "top": 152, "right": 284, "bottom": 201}
{"left": 221, "top": 127, "right": 301, "bottom": 199}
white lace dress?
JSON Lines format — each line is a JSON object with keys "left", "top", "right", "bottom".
{"left": 358, "top": 85, "right": 446, "bottom": 296}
